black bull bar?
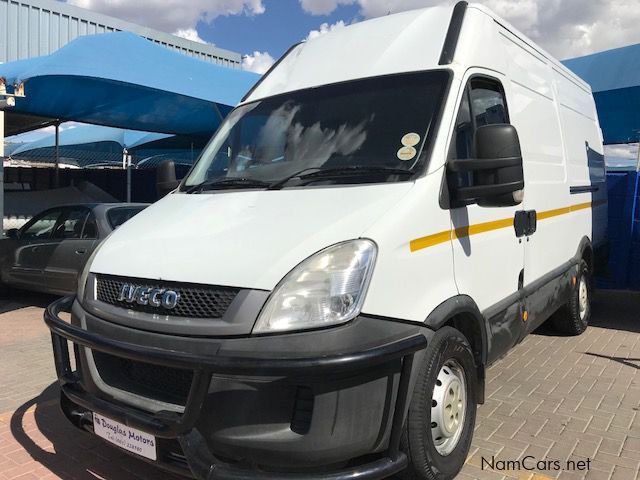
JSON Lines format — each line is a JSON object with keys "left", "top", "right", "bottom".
{"left": 45, "top": 295, "right": 427, "bottom": 480}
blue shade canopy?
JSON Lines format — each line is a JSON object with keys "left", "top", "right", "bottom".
{"left": 563, "top": 44, "right": 640, "bottom": 145}
{"left": 10, "top": 124, "right": 171, "bottom": 156}
{"left": 0, "top": 32, "right": 259, "bottom": 136}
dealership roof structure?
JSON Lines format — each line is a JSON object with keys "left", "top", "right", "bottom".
{"left": 0, "top": 0, "right": 242, "bottom": 68}
{"left": 0, "top": 32, "right": 259, "bottom": 136}
{"left": 563, "top": 43, "right": 640, "bottom": 145}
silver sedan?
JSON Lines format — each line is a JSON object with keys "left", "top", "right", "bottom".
{"left": 1, "top": 203, "right": 148, "bottom": 295}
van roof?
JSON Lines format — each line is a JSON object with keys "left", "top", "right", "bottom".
{"left": 243, "top": 4, "right": 455, "bottom": 102}
{"left": 467, "top": 3, "right": 591, "bottom": 92}
{"left": 244, "top": 2, "right": 591, "bottom": 103}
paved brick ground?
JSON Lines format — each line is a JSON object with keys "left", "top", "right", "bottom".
{"left": 0, "top": 289, "right": 638, "bottom": 480}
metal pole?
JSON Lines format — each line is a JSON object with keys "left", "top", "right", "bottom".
{"left": 635, "top": 142, "right": 640, "bottom": 173}
{"left": 0, "top": 110, "right": 4, "bottom": 236}
{"left": 124, "top": 149, "right": 132, "bottom": 203}
{"left": 54, "top": 121, "right": 60, "bottom": 188}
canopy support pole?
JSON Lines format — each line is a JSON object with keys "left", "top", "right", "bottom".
{"left": 0, "top": 111, "right": 4, "bottom": 236}
{"left": 54, "top": 121, "right": 60, "bottom": 188}
{"left": 123, "top": 149, "right": 132, "bottom": 202}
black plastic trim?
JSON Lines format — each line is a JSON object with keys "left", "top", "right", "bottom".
{"left": 46, "top": 296, "right": 427, "bottom": 480}
{"left": 424, "top": 295, "right": 487, "bottom": 364}
{"left": 570, "top": 185, "right": 600, "bottom": 194}
{"left": 438, "top": 1, "right": 468, "bottom": 65}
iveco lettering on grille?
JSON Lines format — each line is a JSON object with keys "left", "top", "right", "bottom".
{"left": 117, "top": 284, "right": 179, "bottom": 310}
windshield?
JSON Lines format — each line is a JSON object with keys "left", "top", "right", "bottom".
{"left": 183, "top": 71, "right": 449, "bottom": 191}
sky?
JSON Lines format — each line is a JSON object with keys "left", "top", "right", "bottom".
{"left": 65, "top": 0, "right": 640, "bottom": 74}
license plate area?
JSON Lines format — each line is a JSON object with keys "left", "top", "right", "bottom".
{"left": 93, "top": 412, "right": 157, "bottom": 460}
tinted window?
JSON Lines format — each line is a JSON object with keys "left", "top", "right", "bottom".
{"left": 449, "top": 77, "right": 509, "bottom": 191}
{"left": 452, "top": 91, "right": 473, "bottom": 160}
{"left": 21, "top": 210, "right": 63, "bottom": 240}
{"left": 469, "top": 79, "right": 508, "bottom": 127}
{"left": 82, "top": 213, "right": 99, "bottom": 239}
{"left": 53, "top": 208, "right": 90, "bottom": 240}
{"left": 107, "top": 207, "right": 146, "bottom": 229}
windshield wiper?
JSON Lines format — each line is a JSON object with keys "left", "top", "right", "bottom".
{"left": 185, "top": 177, "right": 271, "bottom": 194}
{"left": 268, "top": 166, "right": 414, "bottom": 190}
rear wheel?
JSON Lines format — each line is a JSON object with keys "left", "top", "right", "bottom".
{"left": 552, "top": 259, "right": 591, "bottom": 335}
{"left": 400, "top": 326, "right": 477, "bottom": 480}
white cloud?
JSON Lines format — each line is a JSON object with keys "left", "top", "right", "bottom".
{"left": 242, "top": 51, "right": 275, "bottom": 74}
{"left": 306, "top": 20, "right": 347, "bottom": 41}
{"left": 299, "top": 0, "right": 355, "bottom": 15}
{"left": 173, "top": 28, "right": 207, "bottom": 44}
{"left": 67, "top": 0, "right": 265, "bottom": 34}
{"left": 604, "top": 143, "right": 639, "bottom": 169}
{"left": 298, "top": 0, "right": 640, "bottom": 59}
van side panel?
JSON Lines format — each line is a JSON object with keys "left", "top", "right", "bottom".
{"left": 554, "top": 69, "right": 608, "bottom": 251}
{"left": 361, "top": 173, "right": 459, "bottom": 323}
{"left": 499, "top": 28, "right": 572, "bottom": 288}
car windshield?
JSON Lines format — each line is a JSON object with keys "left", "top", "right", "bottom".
{"left": 107, "top": 207, "right": 146, "bottom": 229}
{"left": 182, "top": 71, "right": 449, "bottom": 191}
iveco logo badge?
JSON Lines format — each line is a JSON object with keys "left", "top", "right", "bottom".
{"left": 118, "top": 284, "right": 180, "bottom": 310}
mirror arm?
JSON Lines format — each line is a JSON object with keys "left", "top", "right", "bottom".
{"left": 448, "top": 156, "right": 522, "bottom": 172}
{"left": 454, "top": 181, "right": 524, "bottom": 201}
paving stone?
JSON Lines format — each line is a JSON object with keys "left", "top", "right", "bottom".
{"left": 2, "top": 291, "right": 640, "bottom": 480}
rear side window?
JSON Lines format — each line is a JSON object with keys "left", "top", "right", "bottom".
{"left": 107, "top": 207, "right": 145, "bottom": 229}
{"left": 53, "top": 207, "right": 90, "bottom": 240}
{"left": 82, "top": 213, "right": 99, "bottom": 239}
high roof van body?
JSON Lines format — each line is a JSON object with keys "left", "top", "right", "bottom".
{"left": 46, "top": 3, "right": 607, "bottom": 479}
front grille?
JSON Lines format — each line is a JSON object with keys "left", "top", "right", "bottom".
{"left": 96, "top": 275, "right": 239, "bottom": 318}
{"left": 93, "top": 351, "right": 194, "bottom": 405}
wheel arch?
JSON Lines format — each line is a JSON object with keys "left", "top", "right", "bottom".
{"left": 577, "top": 236, "right": 594, "bottom": 275}
{"left": 424, "top": 295, "right": 488, "bottom": 404}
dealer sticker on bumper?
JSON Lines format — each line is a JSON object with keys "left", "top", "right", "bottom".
{"left": 93, "top": 412, "right": 157, "bottom": 460}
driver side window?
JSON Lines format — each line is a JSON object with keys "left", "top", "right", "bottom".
{"left": 21, "top": 209, "right": 64, "bottom": 240}
{"left": 449, "top": 77, "right": 509, "bottom": 189}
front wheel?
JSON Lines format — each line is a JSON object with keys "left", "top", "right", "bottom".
{"left": 401, "top": 326, "right": 477, "bottom": 480}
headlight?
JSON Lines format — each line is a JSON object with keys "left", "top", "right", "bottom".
{"left": 253, "top": 239, "right": 377, "bottom": 334}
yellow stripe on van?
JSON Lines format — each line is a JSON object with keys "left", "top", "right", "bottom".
{"left": 409, "top": 230, "right": 453, "bottom": 252}
{"left": 409, "top": 200, "right": 607, "bottom": 253}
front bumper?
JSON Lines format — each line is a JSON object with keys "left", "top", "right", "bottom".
{"left": 45, "top": 296, "right": 428, "bottom": 480}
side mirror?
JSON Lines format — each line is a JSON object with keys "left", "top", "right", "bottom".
{"left": 6, "top": 228, "right": 20, "bottom": 240}
{"left": 156, "top": 160, "right": 180, "bottom": 199}
{"left": 448, "top": 124, "right": 524, "bottom": 207}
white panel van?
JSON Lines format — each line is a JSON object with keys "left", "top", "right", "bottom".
{"left": 46, "top": 3, "right": 607, "bottom": 479}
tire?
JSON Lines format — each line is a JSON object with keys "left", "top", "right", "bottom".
{"left": 551, "top": 259, "right": 591, "bottom": 336}
{"left": 400, "top": 326, "right": 477, "bottom": 480}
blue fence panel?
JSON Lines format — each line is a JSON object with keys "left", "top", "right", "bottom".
{"left": 631, "top": 173, "right": 640, "bottom": 289}
{"left": 599, "top": 171, "right": 640, "bottom": 290}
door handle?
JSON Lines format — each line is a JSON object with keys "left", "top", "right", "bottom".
{"left": 527, "top": 211, "right": 537, "bottom": 235}
{"left": 75, "top": 249, "right": 87, "bottom": 255}
{"left": 514, "top": 210, "right": 537, "bottom": 238}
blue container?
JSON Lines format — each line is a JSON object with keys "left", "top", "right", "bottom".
{"left": 599, "top": 171, "right": 640, "bottom": 290}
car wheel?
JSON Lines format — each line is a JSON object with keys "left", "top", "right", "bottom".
{"left": 400, "top": 326, "right": 477, "bottom": 480}
{"left": 552, "top": 259, "right": 591, "bottom": 336}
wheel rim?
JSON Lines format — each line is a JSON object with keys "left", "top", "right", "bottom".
{"left": 431, "top": 359, "right": 466, "bottom": 456}
{"left": 578, "top": 275, "right": 589, "bottom": 320}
